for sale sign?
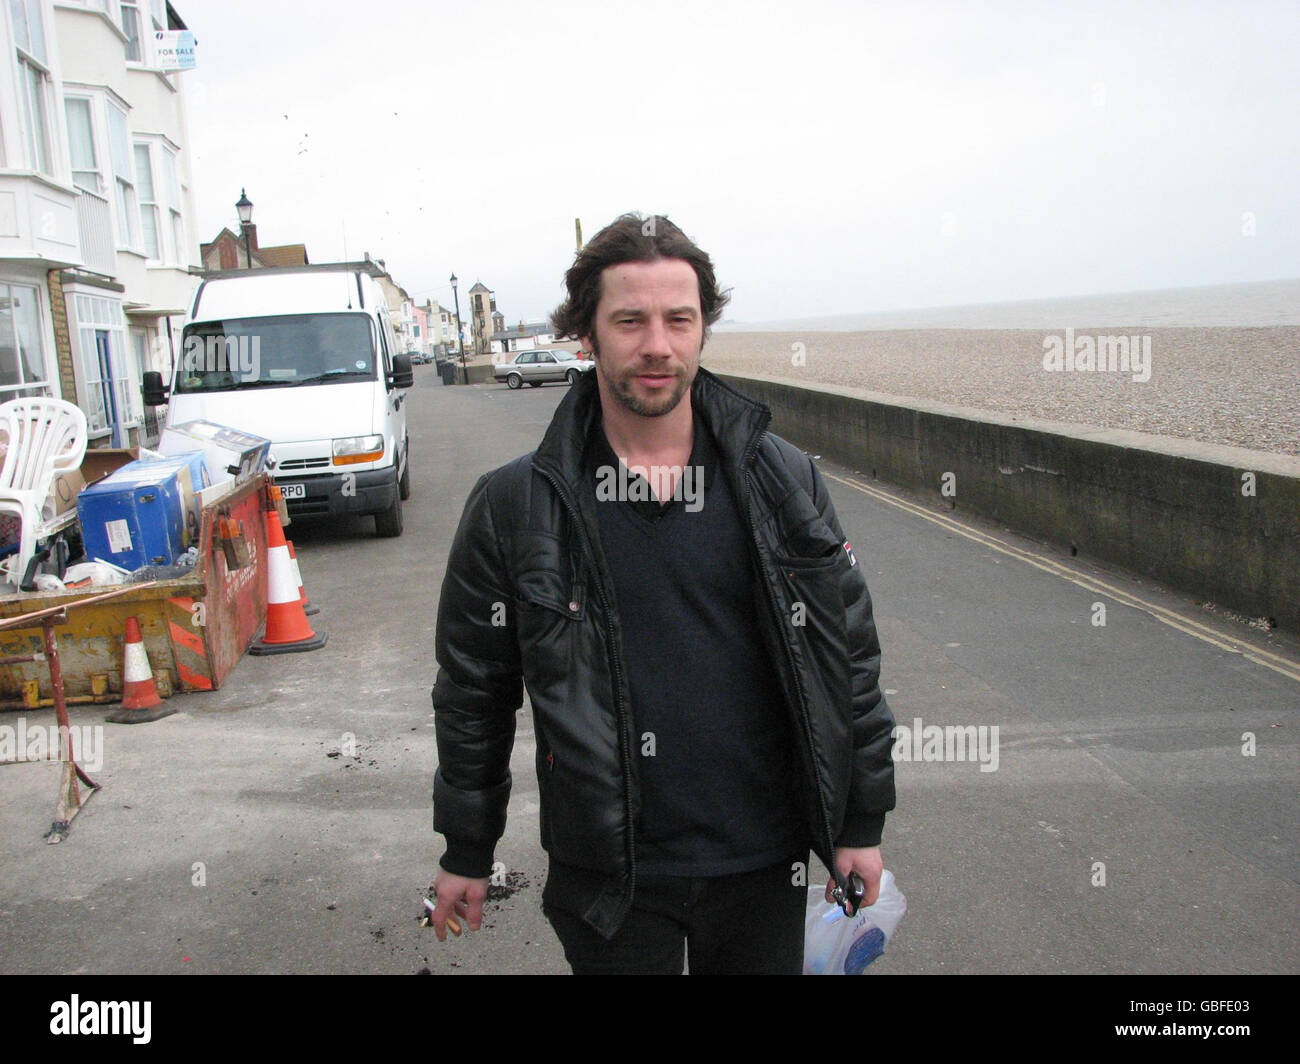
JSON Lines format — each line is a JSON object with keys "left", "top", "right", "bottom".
{"left": 153, "top": 30, "right": 196, "bottom": 70}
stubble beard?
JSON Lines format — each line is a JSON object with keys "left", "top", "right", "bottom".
{"left": 591, "top": 335, "right": 698, "bottom": 418}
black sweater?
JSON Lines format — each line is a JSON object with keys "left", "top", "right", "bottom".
{"left": 586, "top": 413, "right": 806, "bottom": 876}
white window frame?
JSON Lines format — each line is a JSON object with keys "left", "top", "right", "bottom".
{"left": 119, "top": 0, "right": 143, "bottom": 62}
{"left": 129, "top": 136, "right": 186, "bottom": 266}
{"left": 105, "top": 99, "right": 140, "bottom": 252}
{"left": 161, "top": 143, "right": 186, "bottom": 266}
{"left": 68, "top": 287, "right": 139, "bottom": 440}
{"left": 11, "top": 0, "right": 55, "bottom": 176}
{"left": 132, "top": 141, "right": 161, "bottom": 260}
{"left": 120, "top": 0, "right": 166, "bottom": 68}
{"left": 0, "top": 278, "right": 55, "bottom": 399}
{"left": 64, "top": 94, "right": 102, "bottom": 194}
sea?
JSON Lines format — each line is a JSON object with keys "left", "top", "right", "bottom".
{"left": 718, "top": 278, "right": 1300, "bottom": 332}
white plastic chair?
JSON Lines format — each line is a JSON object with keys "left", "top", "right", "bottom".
{"left": 0, "top": 398, "right": 89, "bottom": 587}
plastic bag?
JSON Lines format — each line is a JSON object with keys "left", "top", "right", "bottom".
{"left": 62, "top": 560, "right": 130, "bottom": 587}
{"left": 803, "top": 868, "right": 907, "bottom": 975}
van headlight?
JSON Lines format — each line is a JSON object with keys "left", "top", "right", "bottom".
{"left": 332, "top": 435, "right": 384, "bottom": 465}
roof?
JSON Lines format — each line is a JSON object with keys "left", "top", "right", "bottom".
{"left": 198, "top": 227, "right": 239, "bottom": 255}
{"left": 494, "top": 322, "right": 554, "bottom": 340}
{"left": 468, "top": 282, "right": 492, "bottom": 294}
{"left": 190, "top": 265, "right": 386, "bottom": 320}
{"left": 256, "top": 244, "right": 310, "bottom": 268}
{"left": 199, "top": 228, "right": 311, "bottom": 270}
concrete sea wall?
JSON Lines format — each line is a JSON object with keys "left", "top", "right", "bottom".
{"left": 718, "top": 373, "right": 1300, "bottom": 632}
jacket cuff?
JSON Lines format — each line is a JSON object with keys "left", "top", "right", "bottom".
{"left": 835, "top": 812, "right": 886, "bottom": 849}
{"left": 438, "top": 836, "right": 495, "bottom": 879}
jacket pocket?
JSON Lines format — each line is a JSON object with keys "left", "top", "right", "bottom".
{"left": 513, "top": 566, "right": 588, "bottom": 742}
{"left": 517, "top": 569, "right": 586, "bottom": 621}
{"left": 773, "top": 547, "right": 850, "bottom": 671}
{"left": 774, "top": 549, "right": 841, "bottom": 577}
{"left": 510, "top": 530, "right": 587, "bottom": 620}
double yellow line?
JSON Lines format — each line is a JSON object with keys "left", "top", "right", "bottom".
{"left": 825, "top": 471, "right": 1300, "bottom": 684}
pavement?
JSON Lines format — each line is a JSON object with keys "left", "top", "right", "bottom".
{"left": 1, "top": 366, "right": 1296, "bottom": 974}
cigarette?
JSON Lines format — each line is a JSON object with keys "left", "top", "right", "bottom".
{"left": 423, "top": 897, "right": 462, "bottom": 935}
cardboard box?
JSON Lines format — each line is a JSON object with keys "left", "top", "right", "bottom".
{"left": 45, "top": 468, "right": 86, "bottom": 520}
{"left": 80, "top": 447, "right": 143, "bottom": 487}
{"left": 38, "top": 449, "right": 139, "bottom": 524}
{"left": 139, "top": 451, "right": 210, "bottom": 547}
{"left": 27, "top": 444, "right": 137, "bottom": 522}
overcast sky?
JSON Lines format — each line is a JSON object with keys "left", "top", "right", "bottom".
{"left": 183, "top": 0, "right": 1300, "bottom": 325}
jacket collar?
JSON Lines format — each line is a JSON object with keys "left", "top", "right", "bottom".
{"left": 534, "top": 365, "right": 772, "bottom": 489}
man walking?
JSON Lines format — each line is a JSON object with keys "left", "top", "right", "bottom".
{"left": 431, "top": 214, "right": 896, "bottom": 973}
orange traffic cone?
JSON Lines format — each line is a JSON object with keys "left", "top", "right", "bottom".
{"left": 250, "top": 508, "right": 327, "bottom": 655}
{"left": 287, "top": 541, "right": 319, "bottom": 616}
{"left": 106, "top": 616, "right": 175, "bottom": 724}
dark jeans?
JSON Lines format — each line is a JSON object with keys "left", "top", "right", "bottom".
{"left": 543, "top": 853, "right": 809, "bottom": 974}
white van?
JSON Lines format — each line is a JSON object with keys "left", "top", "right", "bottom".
{"left": 144, "top": 263, "right": 413, "bottom": 536}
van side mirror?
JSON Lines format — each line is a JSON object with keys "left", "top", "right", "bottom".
{"left": 388, "top": 353, "right": 414, "bottom": 390}
{"left": 142, "top": 370, "right": 169, "bottom": 405}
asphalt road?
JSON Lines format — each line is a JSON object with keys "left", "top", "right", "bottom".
{"left": 1, "top": 368, "right": 1296, "bottom": 975}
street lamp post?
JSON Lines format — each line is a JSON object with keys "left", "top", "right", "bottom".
{"left": 235, "top": 188, "right": 253, "bottom": 268}
{"left": 450, "top": 273, "right": 464, "bottom": 384}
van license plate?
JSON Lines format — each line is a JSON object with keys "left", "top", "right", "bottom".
{"left": 280, "top": 484, "right": 306, "bottom": 499}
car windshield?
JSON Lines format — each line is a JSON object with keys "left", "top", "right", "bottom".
{"left": 176, "top": 313, "right": 376, "bottom": 393}
{"left": 553, "top": 351, "right": 578, "bottom": 361}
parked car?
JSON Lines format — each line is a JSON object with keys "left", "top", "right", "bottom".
{"left": 493, "top": 349, "right": 594, "bottom": 389}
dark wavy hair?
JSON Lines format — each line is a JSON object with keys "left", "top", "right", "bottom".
{"left": 551, "top": 213, "right": 730, "bottom": 343}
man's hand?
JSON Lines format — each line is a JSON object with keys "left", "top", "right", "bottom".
{"left": 431, "top": 870, "right": 489, "bottom": 942}
{"left": 824, "top": 846, "right": 884, "bottom": 910}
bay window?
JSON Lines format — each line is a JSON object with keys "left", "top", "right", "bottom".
{"left": 133, "top": 143, "right": 160, "bottom": 259}
{"left": 106, "top": 102, "right": 138, "bottom": 249}
{"left": 0, "top": 282, "right": 51, "bottom": 397}
{"left": 65, "top": 97, "right": 101, "bottom": 194}
{"left": 120, "top": 1, "right": 142, "bottom": 61}
{"left": 11, "top": 0, "right": 54, "bottom": 175}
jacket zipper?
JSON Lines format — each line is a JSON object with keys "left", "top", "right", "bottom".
{"left": 740, "top": 431, "right": 840, "bottom": 876}
{"left": 536, "top": 464, "right": 638, "bottom": 928}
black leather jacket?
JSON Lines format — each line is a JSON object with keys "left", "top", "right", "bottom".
{"left": 432, "top": 368, "right": 896, "bottom": 937}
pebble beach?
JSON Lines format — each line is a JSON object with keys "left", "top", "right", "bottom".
{"left": 701, "top": 326, "right": 1300, "bottom": 457}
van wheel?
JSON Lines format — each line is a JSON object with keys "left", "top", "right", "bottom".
{"left": 506, "top": 373, "right": 523, "bottom": 390}
{"left": 375, "top": 492, "right": 403, "bottom": 537}
{"left": 399, "top": 446, "right": 411, "bottom": 500}
{"left": 566, "top": 369, "right": 580, "bottom": 384}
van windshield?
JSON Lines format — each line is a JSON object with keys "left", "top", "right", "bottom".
{"left": 176, "top": 313, "right": 377, "bottom": 393}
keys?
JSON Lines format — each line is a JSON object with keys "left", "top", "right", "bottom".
{"left": 832, "top": 871, "right": 866, "bottom": 917}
